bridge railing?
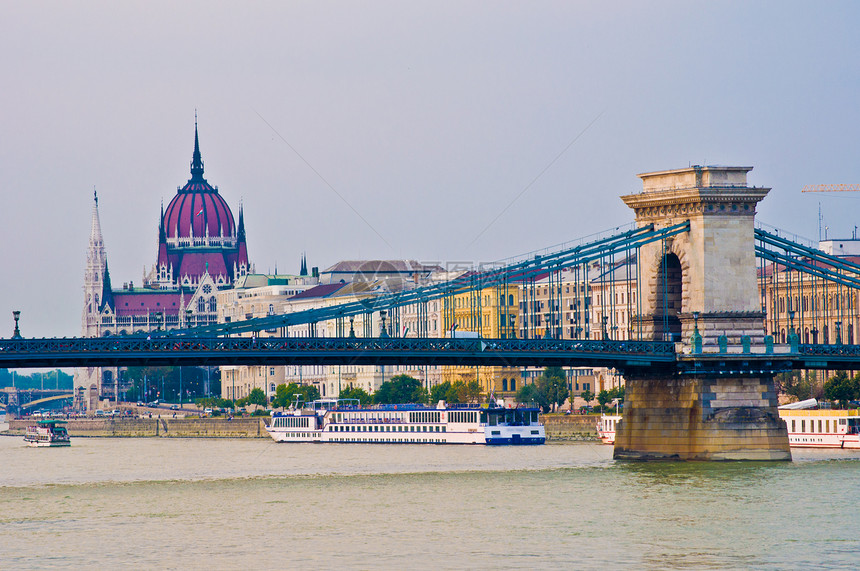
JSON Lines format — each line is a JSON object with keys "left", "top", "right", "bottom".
{"left": 0, "top": 336, "right": 676, "bottom": 357}
{"left": 798, "top": 343, "right": 860, "bottom": 357}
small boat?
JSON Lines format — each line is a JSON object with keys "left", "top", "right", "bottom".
{"left": 596, "top": 414, "right": 621, "bottom": 444}
{"left": 267, "top": 399, "right": 546, "bottom": 445}
{"left": 24, "top": 420, "right": 71, "bottom": 447}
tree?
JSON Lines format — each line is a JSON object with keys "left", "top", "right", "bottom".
{"left": 597, "top": 389, "right": 611, "bottom": 411}
{"left": 824, "top": 370, "right": 858, "bottom": 408}
{"left": 777, "top": 371, "right": 814, "bottom": 402}
{"left": 430, "top": 381, "right": 452, "bottom": 403}
{"left": 534, "top": 367, "right": 569, "bottom": 412}
{"left": 374, "top": 375, "right": 428, "bottom": 404}
{"left": 339, "top": 386, "right": 372, "bottom": 405}
{"left": 455, "top": 380, "right": 482, "bottom": 404}
{"left": 271, "top": 383, "right": 320, "bottom": 409}
{"left": 580, "top": 389, "right": 594, "bottom": 405}
{"left": 246, "top": 388, "right": 268, "bottom": 407}
{"left": 516, "top": 383, "right": 540, "bottom": 405}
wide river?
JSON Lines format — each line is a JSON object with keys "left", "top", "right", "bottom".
{"left": 1, "top": 430, "right": 859, "bottom": 569}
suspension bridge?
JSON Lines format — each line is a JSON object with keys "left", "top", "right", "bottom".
{"left": 5, "top": 165, "right": 860, "bottom": 460}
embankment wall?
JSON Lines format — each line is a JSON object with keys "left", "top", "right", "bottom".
{"left": 5, "top": 418, "right": 269, "bottom": 438}
{"left": 539, "top": 414, "right": 599, "bottom": 441}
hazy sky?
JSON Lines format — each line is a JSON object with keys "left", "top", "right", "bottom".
{"left": 3, "top": 1, "right": 860, "bottom": 337}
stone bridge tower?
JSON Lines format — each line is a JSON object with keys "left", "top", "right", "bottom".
{"left": 615, "top": 166, "right": 790, "bottom": 461}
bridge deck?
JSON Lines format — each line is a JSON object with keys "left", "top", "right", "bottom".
{"left": 2, "top": 337, "right": 860, "bottom": 372}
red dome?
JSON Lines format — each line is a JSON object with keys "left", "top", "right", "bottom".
{"left": 162, "top": 124, "right": 236, "bottom": 240}
{"left": 163, "top": 183, "right": 235, "bottom": 240}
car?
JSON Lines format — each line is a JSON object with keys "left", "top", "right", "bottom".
{"left": 203, "top": 408, "right": 213, "bottom": 415}
{"left": 170, "top": 404, "right": 179, "bottom": 410}
{"left": 94, "top": 410, "right": 106, "bottom": 417}
{"left": 136, "top": 401, "right": 145, "bottom": 407}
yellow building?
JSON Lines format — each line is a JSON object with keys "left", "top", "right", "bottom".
{"left": 440, "top": 283, "right": 521, "bottom": 396}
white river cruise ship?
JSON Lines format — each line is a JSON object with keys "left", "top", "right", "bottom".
{"left": 267, "top": 399, "right": 545, "bottom": 445}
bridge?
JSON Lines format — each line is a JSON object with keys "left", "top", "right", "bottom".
{"left": 0, "top": 388, "right": 74, "bottom": 412}
{"left": 2, "top": 336, "right": 860, "bottom": 374}
{"left": 8, "top": 165, "right": 860, "bottom": 461}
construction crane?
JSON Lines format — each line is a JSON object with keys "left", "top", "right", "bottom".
{"left": 801, "top": 184, "right": 860, "bottom": 192}
{"left": 801, "top": 184, "right": 860, "bottom": 240}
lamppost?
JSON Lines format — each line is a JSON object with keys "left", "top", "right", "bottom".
{"left": 12, "top": 310, "right": 21, "bottom": 339}
{"left": 691, "top": 311, "right": 702, "bottom": 354}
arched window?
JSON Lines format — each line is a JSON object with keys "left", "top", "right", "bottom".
{"left": 511, "top": 379, "right": 516, "bottom": 391}
{"left": 502, "top": 378, "right": 508, "bottom": 392}
{"left": 208, "top": 297, "right": 217, "bottom": 312}
{"left": 197, "top": 297, "right": 206, "bottom": 313}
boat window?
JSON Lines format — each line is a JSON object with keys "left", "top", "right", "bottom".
{"left": 801, "top": 420, "right": 805, "bottom": 433}
{"left": 791, "top": 419, "right": 795, "bottom": 432}
{"left": 488, "top": 414, "right": 497, "bottom": 426}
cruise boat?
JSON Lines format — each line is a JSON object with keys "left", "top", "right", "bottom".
{"left": 596, "top": 414, "right": 621, "bottom": 444}
{"left": 267, "top": 399, "right": 545, "bottom": 445}
{"left": 597, "top": 402, "right": 860, "bottom": 449}
{"left": 24, "top": 420, "right": 71, "bottom": 447}
{"left": 778, "top": 399, "right": 860, "bottom": 449}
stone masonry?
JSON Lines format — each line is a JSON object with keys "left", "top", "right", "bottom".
{"left": 615, "top": 166, "right": 790, "bottom": 461}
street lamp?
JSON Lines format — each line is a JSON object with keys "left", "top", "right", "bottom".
{"left": 12, "top": 310, "right": 21, "bottom": 339}
{"left": 380, "top": 311, "right": 389, "bottom": 338}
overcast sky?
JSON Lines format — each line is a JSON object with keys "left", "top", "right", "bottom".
{"left": 3, "top": 1, "right": 860, "bottom": 337}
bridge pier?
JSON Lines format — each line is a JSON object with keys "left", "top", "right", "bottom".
{"left": 617, "top": 165, "right": 790, "bottom": 460}
{"left": 614, "top": 373, "right": 790, "bottom": 461}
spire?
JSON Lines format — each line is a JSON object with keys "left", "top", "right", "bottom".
{"left": 158, "top": 201, "right": 166, "bottom": 243}
{"left": 90, "top": 189, "right": 104, "bottom": 250}
{"left": 300, "top": 252, "right": 308, "bottom": 276}
{"left": 237, "top": 203, "right": 246, "bottom": 241}
{"left": 100, "top": 261, "right": 115, "bottom": 311}
{"left": 190, "top": 115, "right": 205, "bottom": 181}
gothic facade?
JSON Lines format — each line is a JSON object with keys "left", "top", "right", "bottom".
{"left": 75, "top": 124, "right": 252, "bottom": 403}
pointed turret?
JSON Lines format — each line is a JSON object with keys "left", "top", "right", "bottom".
{"left": 237, "top": 204, "right": 246, "bottom": 241}
{"left": 100, "top": 261, "right": 115, "bottom": 312}
{"left": 236, "top": 204, "right": 249, "bottom": 277}
{"left": 82, "top": 189, "right": 110, "bottom": 336}
{"left": 190, "top": 119, "right": 205, "bottom": 182}
{"left": 300, "top": 253, "right": 308, "bottom": 276}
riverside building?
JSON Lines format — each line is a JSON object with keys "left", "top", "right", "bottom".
{"left": 217, "top": 261, "right": 445, "bottom": 402}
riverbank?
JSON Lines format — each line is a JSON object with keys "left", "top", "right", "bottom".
{"left": 2, "top": 414, "right": 600, "bottom": 440}
{"left": 3, "top": 417, "right": 268, "bottom": 438}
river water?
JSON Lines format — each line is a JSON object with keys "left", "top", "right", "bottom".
{"left": 1, "top": 431, "right": 859, "bottom": 570}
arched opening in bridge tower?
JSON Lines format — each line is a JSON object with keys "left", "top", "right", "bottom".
{"left": 655, "top": 252, "right": 682, "bottom": 341}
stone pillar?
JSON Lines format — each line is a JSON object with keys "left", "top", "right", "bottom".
{"left": 621, "top": 165, "right": 769, "bottom": 347}
{"left": 616, "top": 165, "right": 789, "bottom": 460}
{"left": 614, "top": 373, "right": 790, "bottom": 461}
